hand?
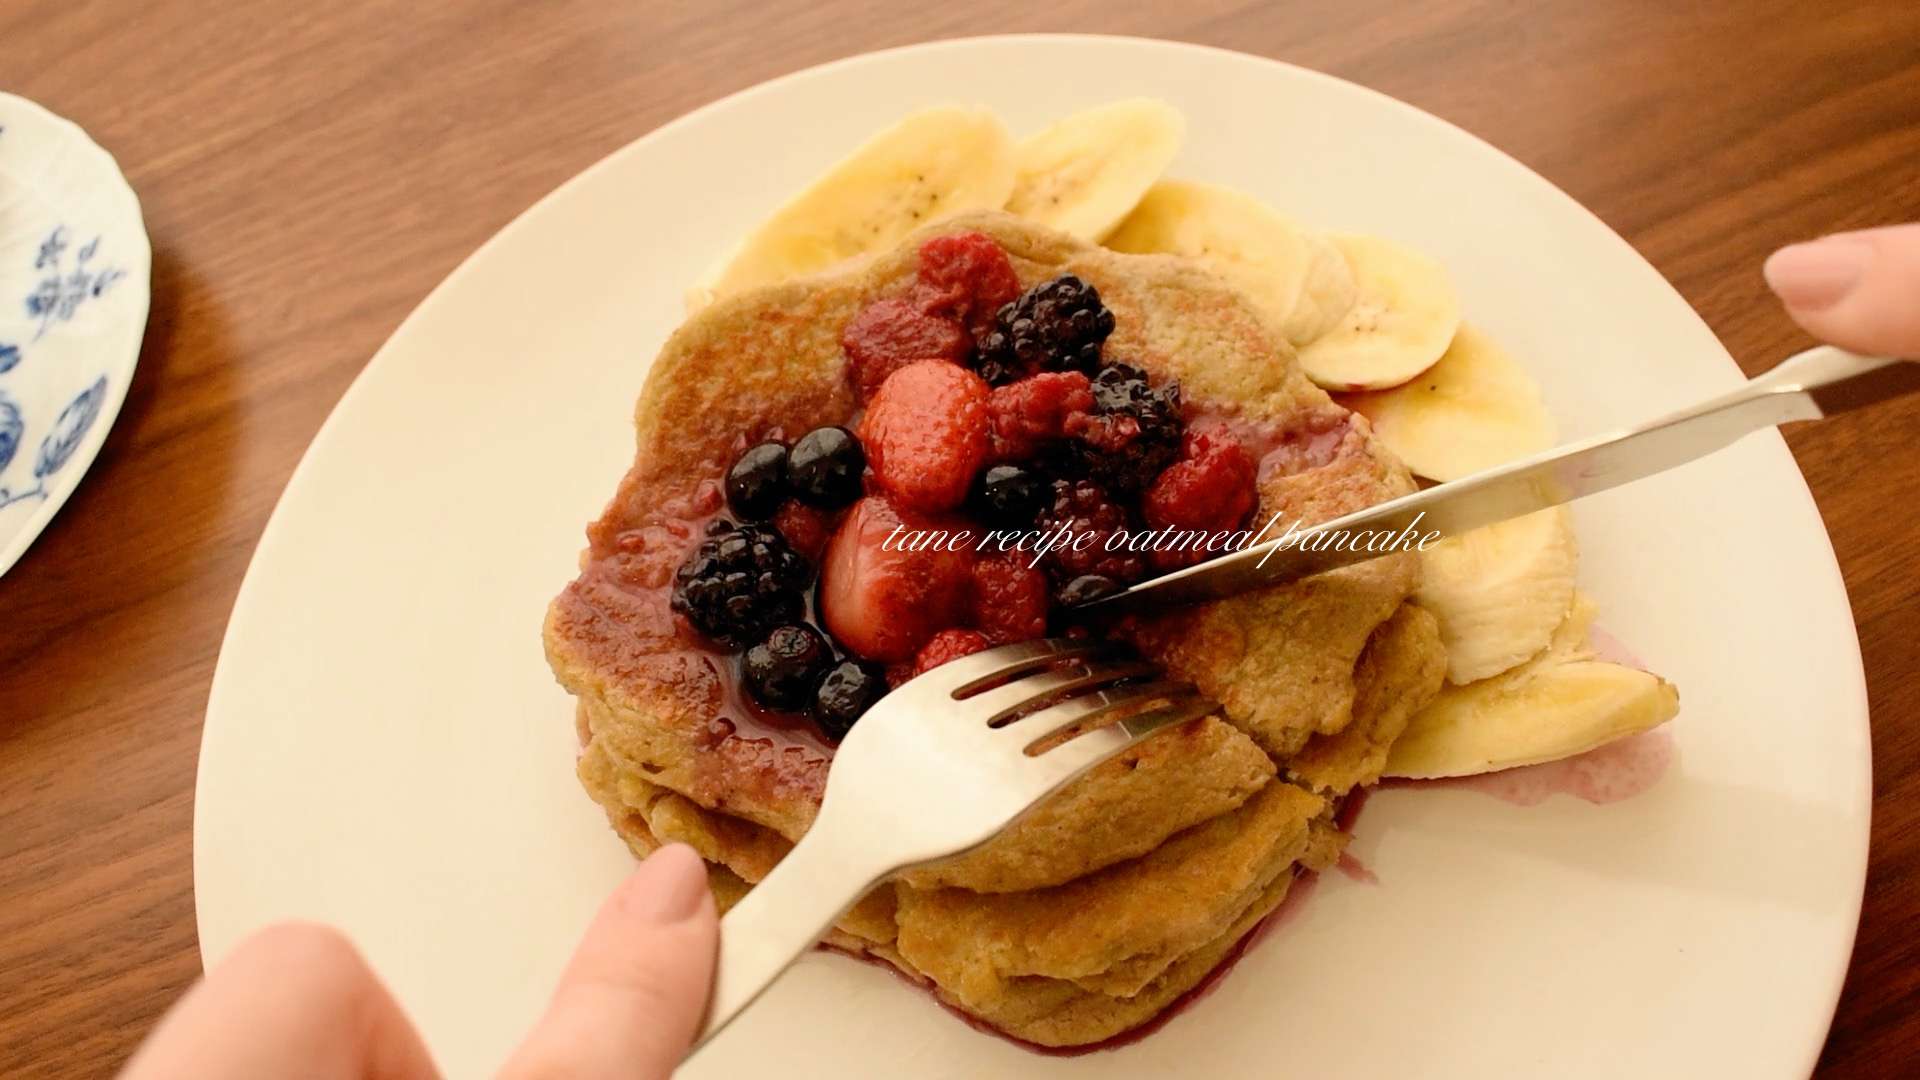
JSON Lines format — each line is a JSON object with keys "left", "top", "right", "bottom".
{"left": 1764, "top": 223, "right": 1920, "bottom": 359}
{"left": 120, "top": 844, "right": 718, "bottom": 1080}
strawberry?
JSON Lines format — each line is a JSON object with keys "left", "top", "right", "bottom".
{"left": 818, "top": 496, "right": 975, "bottom": 664}
{"left": 860, "top": 360, "right": 991, "bottom": 513}
{"left": 840, "top": 297, "right": 970, "bottom": 402}
{"left": 912, "top": 628, "right": 993, "bottom": 677}
{"left": 968, "top": 555, "right": 1050, "bottom": 644}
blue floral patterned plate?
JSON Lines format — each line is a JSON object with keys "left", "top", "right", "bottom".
{"left": 0, "top": 93, "right": 150, "bottom": 577}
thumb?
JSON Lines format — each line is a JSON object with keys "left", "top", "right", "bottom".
{"left": 1764, "top": 223, "right": 1920, "bottom": 359}
{"left": 499, "top": 844, "right": 718, "bottom": 1080}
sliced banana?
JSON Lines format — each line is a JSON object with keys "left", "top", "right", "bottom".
{"left": 705, "top": 106, "right": 1016, "bottom": 298}
{"left": 1005, "top": 99, "right": 1184, "bottom": 242}
{"left": 1344, "top": 324, "right": 1556, "bottom": 481}
{"left": 1297, "top": 234, "right": 1461, "bottom": 392}
{"left": 1383, "top": 636, "right": 1679, "bottom": 781}
{"left": 1282, "top": 232, "right": 1359, "bottom": 346}
{"left": 1105, "top": 180, "right": 1320, "bottom": 335}
{"left": 1417, "top": 507, "right": 1578, "bottom": 684}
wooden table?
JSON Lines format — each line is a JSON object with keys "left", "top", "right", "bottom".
{"left": 2, "top": 2, "right": 1915, "bottom": 1075}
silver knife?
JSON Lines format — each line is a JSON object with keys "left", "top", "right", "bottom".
{"left": 1078, "top": 345, "right": 1915, "bottom": 615}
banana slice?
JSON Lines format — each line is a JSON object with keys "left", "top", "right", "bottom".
{"left": 1297, "top": 234, "right": 1461, "bottom": 391}
{"left": 1282, "top": 232, "right": 1359, "bottom": 346}
{"left": 1417, "top": 507, "right": 1577, "bottom": 684}
{"left": 1383, "top": 628, "right": 1679, "bottom": 780}
{"left": 1344, "top": 324, "right": 1556, "bottom": 481}
{"left": 1105, "top": 179, "right": 1319, "bottom": 336}
{"left": 706, "top": 106, "right": 1016, "bottom": 298}
{"left": 1005, "top": 99, "right": 1184, "bottom": 242}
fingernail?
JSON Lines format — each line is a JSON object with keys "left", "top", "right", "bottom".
{"left": 1764, "top": 237, "right": 1872, "bottom": 310}
{"left": 628, "top": 844, "right": 708, "bottom": 921}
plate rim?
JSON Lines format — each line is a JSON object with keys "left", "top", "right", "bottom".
{"left": 0, "top": 91, "right": 153, "bottom": 577}
{"left": 193, "top": 33, "right": 1871, "bottom": 1074}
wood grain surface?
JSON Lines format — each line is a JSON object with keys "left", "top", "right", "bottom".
{"left": 2, "top": 2, "right": 1916, "bottom": 1076}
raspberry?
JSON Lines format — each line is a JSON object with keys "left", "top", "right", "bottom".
{"left": 1063, "top": 362, "right": 1183, "bottom": 495}
{"left": 915, "top": 232, "right": 1021, "bottom": 339}
{"left": 859, "top": 360, "right": 990, "bottom": 513}
{"left": 841, "top": 297, "right": 970, "bottom": 402}
{"left": 977, "top": 274, "right": 1116, "bottom": 383}
{"left": 985, "top": 371, "right": 1094, "bottom": 462}
{"left": 912, "top": 628, "right": 993, "bottom": 677}
{"left": 968, "top": 555, "right": 1050, "bottom": 644}
{"left": 772, "top": 500, "right": 832, "bottom": 561}
{"left": 1143, "top": 423, "right": 1259, "bottom": 571}
{"left": 1036, "top": 478, "right": 1146, "bottom": 584}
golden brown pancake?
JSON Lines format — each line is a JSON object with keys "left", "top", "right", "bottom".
{"left": 545, "top": 211, "right": 1446, "bottom": 1046}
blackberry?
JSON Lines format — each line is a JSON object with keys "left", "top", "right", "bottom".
{"left": 743, "top": 624, "right": 835, "bottom": 712}
{"left": 975, "top": 274, "right": 1116, "bottom": 384}
{"left": 812, "top": 660, "right": 887, "bottom": 740}
{"left": 1067, "top": 362, "right": 1183, "bottom": 494}
{"left": 726, "top": 441, "right": 790, "bottom": 520}
{"left": 670, "top": 520, "right": 812, "bottom": 647}
{"left": 1036, "top": 478, "right": 1147, "bottom": 585}
{"left": 787, "top": 426, "right": 866, "bottom": 509}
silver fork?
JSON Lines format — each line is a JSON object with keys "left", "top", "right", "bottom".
{"left": 689, "top": 638, "right": 1211, "bottom": 1051}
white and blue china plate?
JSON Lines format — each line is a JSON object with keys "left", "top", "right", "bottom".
{"left": 195, "top": 37, "right": 1867, "bottom": 1079}
{"left": 0, "top": 93, "right": 150, "bottom": 577}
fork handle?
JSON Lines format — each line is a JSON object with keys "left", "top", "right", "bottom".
{"left": 689, "top": 810, "right": 896, "bottom": 1052}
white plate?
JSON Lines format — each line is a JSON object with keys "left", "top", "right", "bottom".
{"left": 0, "top": 93, "right": 150, "bottom": 576}
{"left": 195, "top": 35, "right": 1868, "bottom": 1079}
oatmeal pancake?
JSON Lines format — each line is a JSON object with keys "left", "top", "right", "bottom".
{"left": 546, "top": 211, "right": 1428, "bottom": 829}
{"left": 545, "top": 210, "right": 1445, "bottom": 1046}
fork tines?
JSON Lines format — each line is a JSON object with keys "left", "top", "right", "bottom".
{"left": 939, "top": 638, "right": 1213, "bottom": 761}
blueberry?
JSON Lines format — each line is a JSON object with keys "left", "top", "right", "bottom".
{"left": 1056, "top": 574, "right": 1121, "bottom": 607}
{"left": 970, "top": 464, "right": 1045, "bottom": 527}
{"left": 788, "top": 426, "right": 866, "bottom": 509}
{"left": 742, "top": 624, "right": 834, "bottom": 711}
{"left": 811, "top": 659, "right": 887, "bottom": 740}
{"left": 726, "top": 441, "right": 790, "bottom": 520}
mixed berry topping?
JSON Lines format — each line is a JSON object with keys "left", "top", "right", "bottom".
{"left": 976, "top": 274, "right": 1116, "bottom": 384}
{"left": 725, "top": 441, "right": 791, "bottom": 520}
{"left": 1037, "top": 477, "right": 1148, "bottom": 585}
{"left": 811, "top": 660, "right": 887, "bottom": 741}
{"left": 770, "top": 500, "right": 832, "bottom": 562}
{"left": 968, "top": 463, "right": 1048, "bottom": 529}
{"left": 986, "top": 371, "right": 1094, "bottom": 462}
{"left": 841, "top": 297, "right": 971, "bottom": 402}
{"left": 912, "top": 627, "right": 993, "bottom": 677}
{"left": 1142, "top": 421, "right": 1260, "bottom": 562}
{"left": 742, "top": 624, "right": 835, "bottom": 712}
{"left": 787, "top": 426, "right": 866, "bottom": 509}
{"left": 914, "top": 231, "right": 1023, "bottom": 338}
{"left": 968, "top": 555, "right": 1050, "bottom": 644}
{"left": 858, "top": 360, "right": 990, "bottom": 513}
{"left": 1066, "top": 362, "right": 1184, "bottom": 495}
{"left": 1057, "top": 573, "right": 1123, "bottom": 608}
{"left": 670, "top": 231, "right": 1263, "bottom": 743}
{"left": 670, "top": 520, "right": 812, "bottom": 647}
{"left": 819, "top": 495, "right": 973, "bottom": 664}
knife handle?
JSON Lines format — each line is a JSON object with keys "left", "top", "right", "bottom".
{"left": 1750, "top": 345, "right": 1913, "bottom": 416}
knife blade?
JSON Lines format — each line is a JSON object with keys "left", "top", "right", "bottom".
{"left": 1076, "top": 345, "right": 1915, "bottom": 615}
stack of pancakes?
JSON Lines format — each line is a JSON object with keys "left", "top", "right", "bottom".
{"left": 545, "top": 213, "right": 1447, "bottom": 1047}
